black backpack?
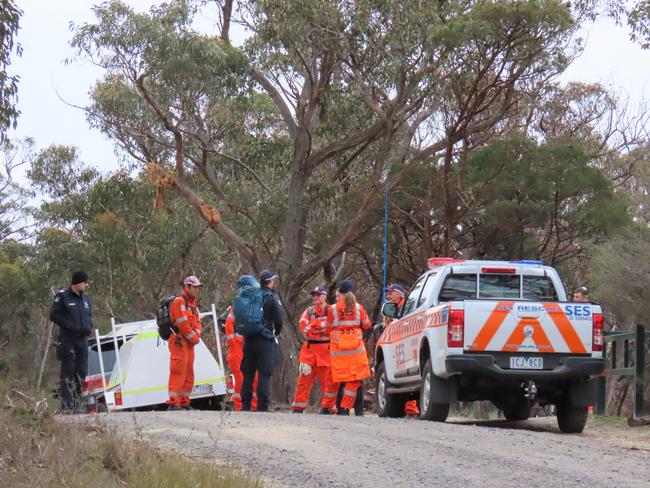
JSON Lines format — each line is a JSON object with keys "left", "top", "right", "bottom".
{"left": 156, "top": 295, "right": 179, "bottom": 340}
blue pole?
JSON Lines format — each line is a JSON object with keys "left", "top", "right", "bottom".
{"left": 382, "top": 187, "right": 388, "bottom": 304}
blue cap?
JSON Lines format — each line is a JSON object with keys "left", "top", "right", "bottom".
{"left": 387, "top": 283, "right": 405, "bottom": 294}
{"left": 260, "top": 269, "right": 279, "bottom": 281}
{"left": 310, "top": 286, "right": 327, "bottom": 296}
{"left": 338, "top": 279, "right": 355, "bottom": 293}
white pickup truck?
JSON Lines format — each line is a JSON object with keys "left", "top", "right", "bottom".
{"left": 375, "top": 258, "right": 604, "bottom": 433}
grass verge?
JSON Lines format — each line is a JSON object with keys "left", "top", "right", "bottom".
{"left": 0, "top": 389, "right": 262, "bottom": 488}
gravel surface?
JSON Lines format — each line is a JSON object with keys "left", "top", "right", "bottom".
{"left": 77, "top": 411, "right": 650, "bottom": 488}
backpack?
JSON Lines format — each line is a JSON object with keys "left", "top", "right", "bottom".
{"left": 156, "top": 295, "right": 191, "bottom": 340}
{"left": 232, "top": 275, "right": 274, "bottom": 340}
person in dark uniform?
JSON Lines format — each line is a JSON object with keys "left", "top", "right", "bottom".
{"left": 49, "top": 270, "right": 93, "bottom": 413}
{"left": 241, "top": 269, "right": 283, "bottom": 412}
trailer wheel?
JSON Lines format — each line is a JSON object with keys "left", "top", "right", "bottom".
{"left": 375, "top": 361, "right": 407, "bottom": 418}
{"left": 419, "top": 359, "right": 449, "bottom": 422}
{"left": 556, "top": 402, "right": 588, "bottom": 433}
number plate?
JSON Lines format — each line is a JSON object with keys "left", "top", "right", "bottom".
{"left": 192, "top": 384, "right": 213, "bottom": 394}
{"left": 509, "top": 356, "right": 543, "bottom": 369}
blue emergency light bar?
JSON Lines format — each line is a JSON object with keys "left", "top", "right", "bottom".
{"left": 513, "top": 260, "right": 543, "bottom": 265}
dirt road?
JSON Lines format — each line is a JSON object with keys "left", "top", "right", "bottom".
{"left": 86, "top": 411, "right": 650, "bottom": 487}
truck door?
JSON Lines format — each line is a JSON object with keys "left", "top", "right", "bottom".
{"left": 393, "top": 275, "right": 438, "bottom": 378}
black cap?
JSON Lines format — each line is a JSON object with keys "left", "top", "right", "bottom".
{"left": 71, "top": 270, "right": 89, "bottom": 285}
{"left": 338, "top": 279, "right": 354, "bottom": 293}
{"left": 260, "top": 269, "right": 279, "bottom": 281}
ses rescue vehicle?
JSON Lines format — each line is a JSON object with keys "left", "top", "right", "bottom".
{"left": 375, "top": 258, "right": 604, "bottom": 433}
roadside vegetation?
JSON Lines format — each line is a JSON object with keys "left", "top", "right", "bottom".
{"left": 0, "top": 382, "right": 262, "bottom": 488}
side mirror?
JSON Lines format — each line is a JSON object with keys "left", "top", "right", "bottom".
{"left": 382, "top": 302, "right": 398, "bottom": 319}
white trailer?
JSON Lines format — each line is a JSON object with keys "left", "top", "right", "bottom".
{"left": 92, "top": 304, "right": 228, "bottom": 411}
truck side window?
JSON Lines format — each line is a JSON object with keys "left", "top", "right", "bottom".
{"left": 439, "top": 274, "right": 477, "bottom": 302}
{"left": 523, "top": 276, "right": 558, "bottom": 301}
{"left": 402, "top": 277, "right": 426, "bottom": 316}
{"left": 417, "top": 274, "right": 437, "bottom": 308}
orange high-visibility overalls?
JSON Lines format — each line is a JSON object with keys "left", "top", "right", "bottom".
{"left": 326, "top": 300, "right": 371, "bottom": 410}
{"left": 384, "top": 297, "right": 419, "bottom": 416}
{"left": 224, "top": 306, "right": 257, "bottom": 411}
{"left": 167, "top": 291, "right": 202, "bottom": 407}
{"left": 292, "top": 305, "right": 338, "bottom": 412}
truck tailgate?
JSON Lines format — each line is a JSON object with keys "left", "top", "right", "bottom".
{"left": 463, "top": 301, "right": 593, "bottom": 354}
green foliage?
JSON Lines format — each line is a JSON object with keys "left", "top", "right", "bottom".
{"left": 0, "top": 0, "right": 22, "bottom": 139}
{"left": 588, "top": 226, "right": 650, "bottom": 327}
{"left": 28, "top": 145, "right": 98, "bottom": 199}
{"left": 627, "top": 0, "right": 650, "bottom": 49}
{"left": 0, "top": 138, "right": 32, "bottom": 240}
{"left": 466, "top": 136, "right": 630, "bottom": 261}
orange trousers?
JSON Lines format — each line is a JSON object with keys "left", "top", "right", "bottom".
{"left": 405, "top": 400, "right": 419, "bottom": 415}
{"left": 227, "top": 339, "right": 257, "bottom": 411}
{"left": 167, "top": 337, "right": 195, "bottom": 407}
{"left": 292, "top": 365, "right": 337, "bottom": 411}
{"left": 338, "top": 380, "right": 361, "bottom": 410}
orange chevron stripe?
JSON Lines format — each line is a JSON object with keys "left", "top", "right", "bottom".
{"left": 501, "top": 318, "right": 555, "bottom": 353}
{"left": 467, "top": 302, "right": 514, "bottom": 351}
{"left": 543, "top": 303, "right": 587, "bottom": 353}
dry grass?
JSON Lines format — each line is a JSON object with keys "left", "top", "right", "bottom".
{"left": 0, "top": 387, "right": 262, "bottom": 488}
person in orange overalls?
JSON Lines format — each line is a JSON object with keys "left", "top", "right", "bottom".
{"left": 292, "top": 286, "right": 338, "bottom": 414}
{"left": 224, "top": 306, "right": 258, "bottom": 411}
{"left": 326, "top": 280, "right": 372, "bottom": 416}
{"left": 385, "top": 283, "right": 419, "bottom": 417}
{"left": 167, "top": 275, "right": 203, "bottom": 410}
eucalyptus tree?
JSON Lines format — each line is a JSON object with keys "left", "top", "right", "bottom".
{"left": 72, "top": 0, "right": 582, "bottom": 315}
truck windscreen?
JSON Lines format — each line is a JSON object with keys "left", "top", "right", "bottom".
{"left": 439, "top": 274, "right": 558, "bottom": 301}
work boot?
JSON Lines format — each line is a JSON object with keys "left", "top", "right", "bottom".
{"left": 292, "top": 409, "right": 303, "bottom": 413}
{"left": 167, "top": 404, "right": 183, "bottom": 411}
{"left": 319, "top": 407, "right": 332, "bottom": 415}
{"left": 183, "top": 405, "right": 195, "bottom": 411}
{"left": 337, "top": 408, "right": 350, "bottom": 416}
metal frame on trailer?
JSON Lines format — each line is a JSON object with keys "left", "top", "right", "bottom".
{"left": 94, "top": 303, "right": 225, "bottom": 412}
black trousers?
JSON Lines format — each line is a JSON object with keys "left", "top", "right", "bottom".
{"left": 58, "top": 335, "right": 89, "bottom": 410}
{"left": 241, "top": 335, "right": 274, "bottom": 411}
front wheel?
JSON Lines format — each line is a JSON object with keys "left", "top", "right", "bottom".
{"left": 419, "top": 359, "right": 450, "bottom": 422}
{"left": 375, "top": 361, "right": 407, "bottom": 418}
{"left": 556, "top": 402, "right": 588, "bottom": 433}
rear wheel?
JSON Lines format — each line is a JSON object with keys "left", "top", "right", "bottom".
{"left": 556, "top": 402, "right": 588, "bottom": 433}
{"left": 419, "top": 359, "right": 450, "bottom": 422}
{"left": 375, "top": 362, "right": 407, "bottom": 418}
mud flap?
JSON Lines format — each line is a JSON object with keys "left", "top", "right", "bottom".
{"left": 566, "top": 378, "right": 598, "bottom": 407}
{"left": 430, "top": 375, "right": 458, "bottom": 404}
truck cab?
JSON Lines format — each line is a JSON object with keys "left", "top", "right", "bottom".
{"left": 375, "top": 258, "right": 604, "bottom": 433}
